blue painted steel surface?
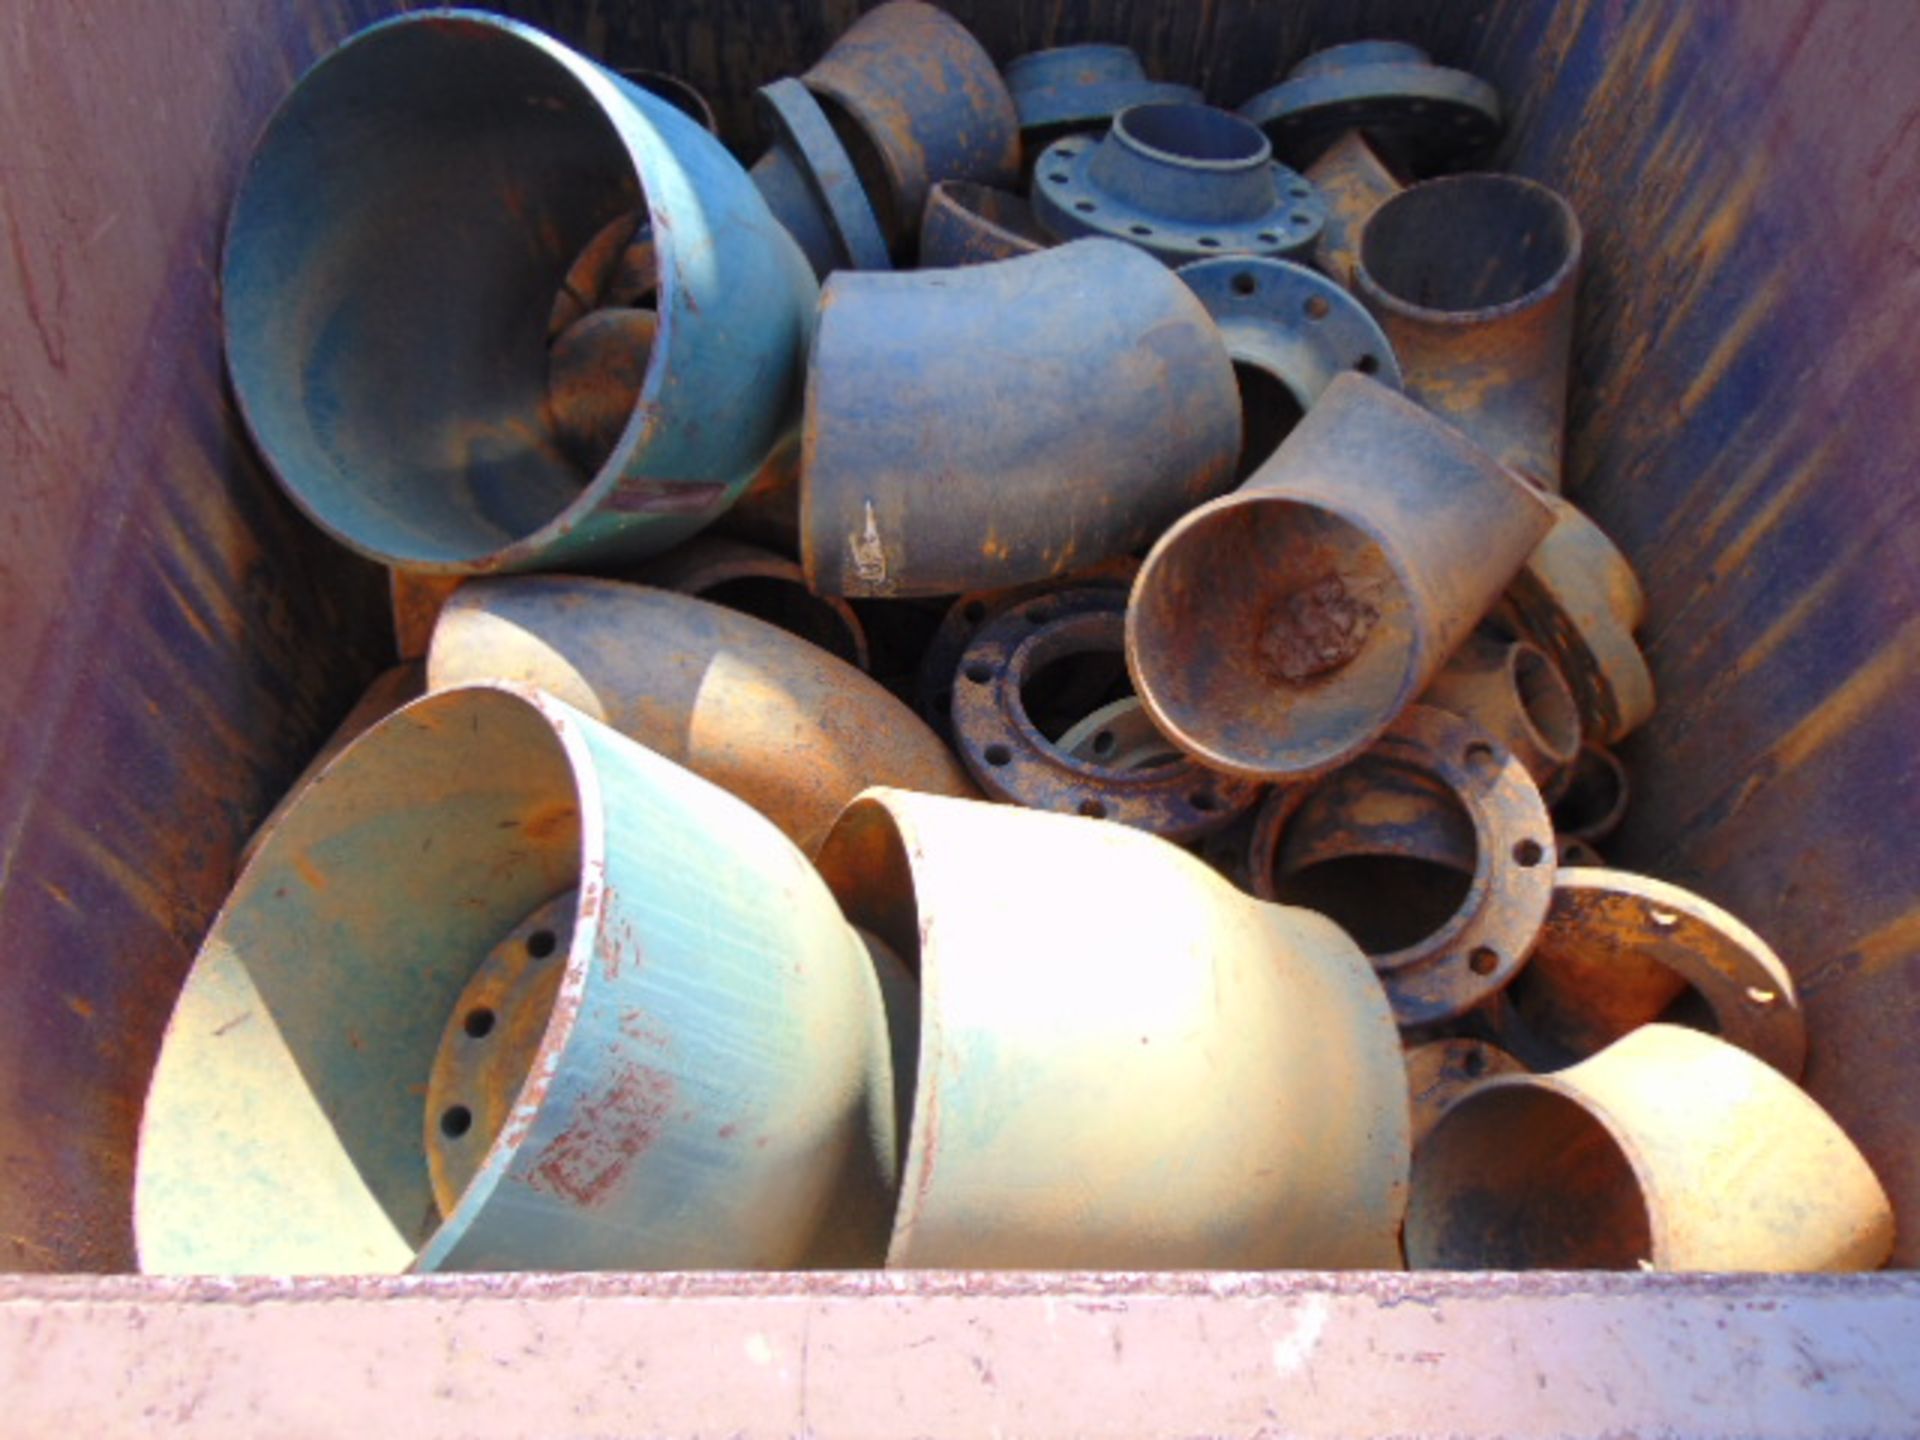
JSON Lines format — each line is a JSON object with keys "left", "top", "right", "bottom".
{"left": 136, "top": 685, "right": 900, "bottom": 1272}
{"left": 1032, "top": 102, "right": 1327, "bottom": 264}
{"left": 1005, "top": 43, "right": 1201, "bottom": 147}
{"left": 222, "top": 11, "right": 819, "bottom": 572}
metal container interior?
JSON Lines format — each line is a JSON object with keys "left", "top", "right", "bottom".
{"left": 2, "top": 0, "right": 1916, "bottom": 1411}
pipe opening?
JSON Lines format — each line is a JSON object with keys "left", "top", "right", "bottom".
{"left": 1117, "top": 102, "right": 1270, "bottom": 165}
{"left": 701, "top": 575, "right": 866, "bottom": 668}
{"left": 1232, "top": 362, "right": 1308, "bottom": 480}
{"left": 1513, "top": 644, "right": 1582, "bottom": 763}
{"left": 1361, "top": 175, "right": 1578, "bottom": 315}
{"left": 1406, "top": 1084, "right": 1655, "bottom": 1269}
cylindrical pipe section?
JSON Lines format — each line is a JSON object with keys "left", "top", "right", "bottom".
{"left": 1305, "top": 130, "right": 1402, "bottom": 289}
{"left": 1422, "top": 631, "right": 1583, "bottom": 787}
{"left": 1356, "top": 174, "right": 1581, "bottom": 492}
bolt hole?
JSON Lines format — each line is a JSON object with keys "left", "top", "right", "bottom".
{"left": 964, "top": 662, "right": 993, "bottom": 685}
{"left": 1092, "top": 731, "right": 1117, "bottom": 756}
{"left": 1078, "top": 799, "right": 1108, "bottom": 819}
{"left": 439, "top": 1105, "right": 473, "bottom": 1139}
{"left": 1049, "top": 172, "right": 1071, "bottom": 184}
{"left": 1197, "top": 236, "right": 1221, "bottom": 248}
{"left": 1257, "top": 231, "right": 1279, "bottom": 244}
{"left": 463, "top": 1008, "right": 496, "bottom": 1039}
{"left": 1075, "top": 200, "right": 1097, "bottom": 214}
{"left": 1464, "top": 742, "right": 1497, "bottom": 774}
{"left": 1189, "top": 791, "right": 1220, "bottom": 813}
{"left": 1130, "top": 224, "right": 1154, "bottom": 236}
{"left": 1462, "top": 1048, "right": 1488, "bottom": 1077}
{"left": 1231, "top": 272, "right": 1258, "bottom": 296}
{"left": 526, "top": 929, "right": 557, "bottom": 959}
{"left": 984, "top": 744, "right": 1013, "bottom": 767}
{"left": 1355, "top": 354, "right": 1381, "bottom": 375}
{"left": 1289, "top": 181, "right": 1311, "bottom": 198}
{"left": 1304, "top": 295, "right": 1331, "bottom": 320}
{"left": 1469, "top": 946, "right": 1499, "bottom": 976}
{"left": 1289, "top": 209, "right": 1314, "bottom": 227}
{"left": 1513, "top": 839, "right": 1545, "bottom": 867}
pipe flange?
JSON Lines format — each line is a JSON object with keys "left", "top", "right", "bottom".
{"left": 1239, "top": 40, "right": 1501, "bottom": 172}
{"left": 915, "top": 565, "right": 1139, "bottom": 735}
{"left": 1006, "top": 44, "right": 1202, "bottom": 151}
{"left": 1405, "top": 1038, "right": 1527, "bottom": 1149}
{"left": 1486, "top": 868, "right": 1807, "bottom": 1078}
{"left": 952, "top": 590, "right": 1261, "bottom": 841}
{"left": 1177, "top": 256, "right": 1401, "bottom": 407}
{"left": 758, "top": 78, "right": 893, "bottom": 272}
{"left": 1250, "top": 704, "right": 1556, "bottom": 1026}
{"left": 1032, "top": 103, "right": 1326, "bottom": 265}
{"left": 1058, "top": 697, "right": 1186, "bottom": 772}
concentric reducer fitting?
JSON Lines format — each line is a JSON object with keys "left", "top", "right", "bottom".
{"left": 1407, "top": 1024, "right": 1894, "bottom": 1272}
{"left": 814, "top": 788, "right": 1411, "bottom": 1268}
{"left": 138, "top": 684, "right": 904, "bottom": 1272}
{"left": 1127, "top": 372, "right": 1555, "bottom": 782}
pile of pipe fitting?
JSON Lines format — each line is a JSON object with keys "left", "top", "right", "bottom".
{"left": 137, "top": 6, "right": 1896, "bottom": 1276}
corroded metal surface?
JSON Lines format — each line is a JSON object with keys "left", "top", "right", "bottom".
{"left": 1128, "top": 374, "right": 1553, "bottom": 781}
{"left": 798, "top": 0, "right": 1019, "bottom": 251}
{"left": 1495, "top": 495, "right": 1656, "bottom": 743}
{"left": 1408, "top": 1024, "right": 1893, "bottom": 1272}
{"left": 1033, "top": 104, "right": 1326, "bottom": 264}
{"left": 1422, "top": 631, "right": 1582, "bottom": 787}
{"left": 1240, "top": 40, "right": 1502, "bottom": 173}
{"left": 425, "top": 576, "right": 974, "bottom": 854}
{"left": 1305, "top": 130, "right": 1403, "bottom": 287}
{"left": 222, "top": 13, "right": 819, "bottom": 572}
{"left": 814, "top": 789, "right": 1410, "bottom": 1269}
{"left": 1488, "top": 867, "right": 1807, "bottom": 1077}
{"left": 950, "top": 589, "right": 1261, "bottom": 840}
{"left": 635, "top": 534, "right": 871, "bottom": 671}
{"left": 545, "top": 307, "right": 659, "bottom": 473}
{"left": 1005, "top": 43, "right": 1201, "bottom": 157}
{"left": 919, "top": 180, "right": 1049, "bottom": 267}
{"left": 753, "top": 77, "right": 892, "bottom": 275}
{"left": 1404, "top": 1038, "right": 1527, "bottom": 1149}
{"left": 1357, "top": 174, "right": 1581, "bottom": 493}
{"left": 1251, "top": 706, "right": 1556, "bottom": 1027}
{"left": 802, "top": 240, "right": 1240, "bottom": 598}
{"left": 137, "top": 685, "right": 900, "bottom": 1272}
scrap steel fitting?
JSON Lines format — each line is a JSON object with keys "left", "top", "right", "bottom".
{"left": 1404, "top": 1039, "right": 1527, "bottom": 1150}
{"left": 1406, "top": 1024, "right": 1893, "bottom": 1272}
{"left": 950, "top": 588, "right": 1262, "bottom": 841}
{"left": 1240, "top": 40, "right": 1501, "bottom": 174}
{"left": 1497, "top": 495, "right": 1657, "bottom": 743}
{"left": 1305, "top": 130, "right": 1402, "bottom": 288}
{"left": 1423, "top": 631, "right": 1583, "bottom": 788}
{"left": 221, "top": 12, "right": 820, "bottom": 573}
{"left": 802, "top": 239, "right": 1241, "bottom": 598}
{"left": 1357, "top": 173, "right": 1582, "bottom": 493}
{"left": 920, "top": 180, "right": 1050, "bottom": 266}
{"left": 1486, "top": 867, "right": 1807, "bottom": 1077}
{"left": 749, "top": 78, "right": 894, "bottom": 276}
{"left": 814, "top": 788, "right": 1411, "bottom": 1269}
{"left": 137, "top": 685, "right": 904, "bottom": 1273}
{"left": 1032, "top": 102, "right": 1327, "bottom": 264}
{"left": 636, "top": 534, "right": 871, "bottom": 671}
{"left": 1005, "top": 44, "right": 1202, "bottom": 157}
{"left": 1549, "top": 739, "right": 1632, "bottom": 841}
{"left": 1250, "top": 705, "right": 1557, "bottom": 1028}
{"left": 1127, "top": 374, "right": 1554, "bottom": 781}
{"left": 426, "top": 576, "right": 974, "bottom": 853}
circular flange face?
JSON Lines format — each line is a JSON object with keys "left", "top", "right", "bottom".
{"left": 1251, "top": 705, "right": 1555, "bottom": 1027}
{"left": 1031, "top": 132, "right": 1326, "bottom": 264}
{"left": 1240, "top": 57, "right": 1502, "bottom": 171}
{"left": 1177, "top": 256, "right": 1401, "bottom": 406}
{"left": 951, "top": 589, "right": 1261, "bottom": 841}
{"left": 1487, "top": 868, "right": 1808, "bottom": 1078}
{"left": 758, "top": 77, "right": 892, "bottom": 271}
{"left": 1405, "top": 1038, "right": 1528, "bottom": 1149}
{"left": 1058, "top": 697, "right": 1187, "bottom": 772}
{"left": 424, "top": 890, "right": 579, "bottom": 1217}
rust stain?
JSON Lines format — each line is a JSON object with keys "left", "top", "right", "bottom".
{"left": 525, "top": 1062, "right": 676, "bottom": 1208}
{"left": 290, "top": 852, "right": 328, "bottom": 892}
{"left": 1259, "top": 574, "right": 1379, "bottom": 683}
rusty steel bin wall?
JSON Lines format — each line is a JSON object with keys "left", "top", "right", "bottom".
{"left": 1, "top": 0, "right": 1917, "bottom": 1278}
